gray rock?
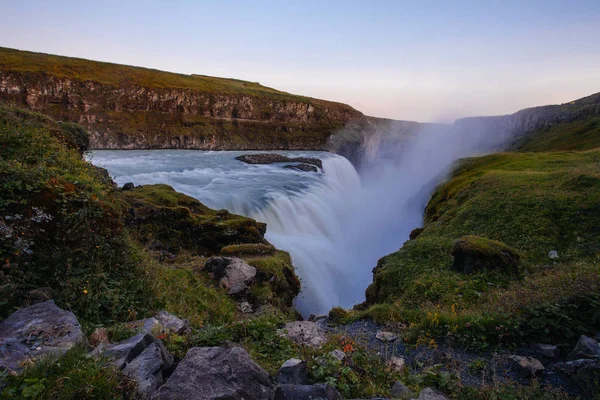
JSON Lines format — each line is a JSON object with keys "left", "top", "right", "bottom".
{"left": 330, "top": 349, "right": 346, "bottom": 363}
{"left": 417, "top": 388, "right": 450, "bottom": 400}
{"left": 375, "top": 331, "right": 397, "bottom": 342}
{"left": 555, "top": 359, "right": 600, "bottom": 394}
{"left": 568, "top": 335, "right": 600, "bottom": 360}
{"left": 238, "top": 302, "right": 253, "bottom": 314}
{"left": 413, "top": 349, "right": 452, "bottom": 369}
{"left": 235, "top": 154, "right": 323, "bottom": 169}
{"left": 99, "top": 333, "right": 172, "bottom": 365}
{"left": 151, "top": 346, "right": 273, "bottom": 400}
{"left": 548, "top": 250, "right": 559, "bottom": 259}
{"left": 122, "top": 182, "right": 135, "bottom": 190}
{"left": 0, "top": 300, "right": 86, "bottom": 372}
{"left": 154, "top": 310, "right": 190, "bottom": 334}
{"left": 390, "top": 380, "right": 414, "bottom": 399}
{"left": 284, "top": 163, "right": 318, "bottom": 173}
{"left": 277, "top": 358, "right": 308, "bottom": 384}
{"left": 532, "top": 343, "right": 560, "bottom": 360}
{"left": 386, "top": 355, "right": 406, "bottom": 372}
{"left": 274, "top": 384, "right": 341, "bottom": 400}
{"left": 204, "top": 257, "right": 257, "bottom": 295}
{"left": 122, "top": 341, "right": 174, "bottom": 398}
{"left": 279, "top": 321, "right": 328, "bottom": 348}
{"left": 508, "top": 355, "right": 545, "bottom": 378}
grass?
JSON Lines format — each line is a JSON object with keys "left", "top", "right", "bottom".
{"left": 122, "top": 184, "right": 269, "bottom": 256}
{"left": 510, "top": 116, "right": 600, "bottom": 152}
{"left": 360, "top": 147, "right": 600, "bottom": 349}
{"left": 0, "top": 47, "right": 290, "bottom": 98}
{"left": 0, "top": 344, "right": 134, "bottom": 399}
{"left": 0, "top": 103, "right": 158, "bottom": 326}
{"left": 0, "top": 46, "right": 355, "bottom": 109}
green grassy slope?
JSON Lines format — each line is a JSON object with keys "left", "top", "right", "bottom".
{"left": 359, "top": 104, "right": 600, "bottom": 349}
{"left": 510, "top": 115, "right": 600, "bottom": 152}
{"left": 0, "top": 47, "right": 291, "bottom": 98}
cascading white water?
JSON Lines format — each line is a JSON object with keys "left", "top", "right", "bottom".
{"left": 89, "top": 123, "right": 508, "bottom": 317}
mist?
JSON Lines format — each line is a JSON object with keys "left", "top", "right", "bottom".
{"left": 254, "top": 119, "right": 513, "bottom": 316}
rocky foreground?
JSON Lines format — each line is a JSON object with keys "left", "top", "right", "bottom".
{"left": 2, "top": 300, "right": 599, "bottom": 399}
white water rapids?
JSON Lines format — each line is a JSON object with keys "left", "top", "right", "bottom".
{"left": 89, "top": 124, "right": 507, "bottom": 316}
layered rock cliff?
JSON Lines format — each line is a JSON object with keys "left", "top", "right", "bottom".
{"left": 0, "top": 47, "right": 363, "bottom": 150}
{"left": 454, "top": 92, "right": 600, "bottom": 143}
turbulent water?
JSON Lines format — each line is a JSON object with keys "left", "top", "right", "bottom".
{"left": 89, "top": 125, "right": 507, "bottom": 316}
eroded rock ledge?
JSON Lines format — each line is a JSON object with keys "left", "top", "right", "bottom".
{"left": 235, "top": 153, "right": 323, "bottom": 169}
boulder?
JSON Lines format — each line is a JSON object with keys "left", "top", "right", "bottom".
{"left": 204, "top": 257, "right": 257, "bottom": 295}
{"left": 126, "top": 311, "right": 190, "bottom": 336}
{"left": 417, "top": 388, "right": 450, "bottom": 400}
{"left": 386, "top": 355, "right": 406, "bottom": 372}
{"left": 151, "top": 346, "right": 273, "bottom": 400}
{"left": 508, "top": 355, "right": 545, "bottom": 378}
{"left": 555, "top": 359, "right": 600, "bottom": 394}
{"left": 96, "top": 333, "right": 173, "bottom": 373}
{"left": 0, "top": 300, "right": 86, "bottom": 372}
{"left": 568, "top": 335, "right": 600, "bottom": 360}
{"left": 532, "top": 343, "right": 560, "bottom": 360}
{"left": 123, "top": 341, "right": 174, "bottom": 398}
{"left": 284, "top": 164, "right": 318, "bottom": 173}
{"left": 154, "top": 310, "right": 190, "bottom": 334}
{"left": 277, "top": 358, "right": 308, "bottom": 384}
{"left": 390, "top": 381, "right": 414, "bottom": 399}
{"left": 375, "top": 330, "right": 398, "bottom": 342}
{"left": 279, "top": 321, "right": 328, "bottom": 348}
{"left": 274, "top": 384, "right": 341, "bottom": 400}
{"left": 122, "top": 182, "right": 135, "bottom": 190}
{"left": 235, "top": 154, "right": 323, "bottom": 169}
{"left": 451, "top": 236, "right": 520, "bottom": 275}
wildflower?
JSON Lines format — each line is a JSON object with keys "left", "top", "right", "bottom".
{"left": 83, "top": 289, "right": 88, "bottom": 295}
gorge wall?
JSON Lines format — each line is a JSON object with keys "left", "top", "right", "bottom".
{"left": 0, "top": 47, "right": 364, "bottom": 151}
{"left": 454, "top": 92, "right": 600, "bottom": 145}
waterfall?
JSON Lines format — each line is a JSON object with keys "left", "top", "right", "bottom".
{"left": 89, "top": 122, "right": 508, "bottom": 318}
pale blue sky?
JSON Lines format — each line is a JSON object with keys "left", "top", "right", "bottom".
{"left": 2, "top": 0, "right": 599, "bottom": 122}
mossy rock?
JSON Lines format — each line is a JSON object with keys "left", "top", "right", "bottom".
{"left": 245, "top": 251, "right": 300, "bottom": 307}
{"left": 328, "top": 307, "right": 350, "bottom": 324}
{"left": 451, "top": 236, "right": 521, "bottom": 275}
{"left": 220, "top": 243, "right": 276, "bottom": 257}
{"left": 409, "top": 227, "right": 424, "bottom": 240}
{"left": 122, "top": 184, "right": 267, "bottom": 255}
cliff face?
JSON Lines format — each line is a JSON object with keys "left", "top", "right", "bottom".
{"left": 0, "top": 47, "right": 363, "bottom": 150}
{"left": 454, "top": 92, "right": 600, "bottom": 142}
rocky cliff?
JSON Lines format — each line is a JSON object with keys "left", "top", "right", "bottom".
{"left": 0, "top": 47, "right": 363, "bottom": 150}
{"left": 454, "top": 92, "right": 600, "bottom": 143}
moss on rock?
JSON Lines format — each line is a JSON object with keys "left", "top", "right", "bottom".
{"left": 122, "top": 184, "right": 267, "bottom": 256}
{"left": 451, "top": 235, "right": 521, "bottom": 275}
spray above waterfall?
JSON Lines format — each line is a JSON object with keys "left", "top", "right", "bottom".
{"left": 89, "top": 122, "right": 512, "bottom": 317}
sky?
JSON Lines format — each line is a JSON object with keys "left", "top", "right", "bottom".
{"left": 1, "top": 0, "right": 600, "bottom": 122}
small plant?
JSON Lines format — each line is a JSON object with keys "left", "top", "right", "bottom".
{"left": 467, "top": 358, "right": 488, "bottom": 374}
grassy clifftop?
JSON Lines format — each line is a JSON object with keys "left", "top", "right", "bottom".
{"left": 0, "top": 47, "right": 295, "bottom": 99}
{"left": 0, "top": 47, "right": 363, "bottom": 151}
